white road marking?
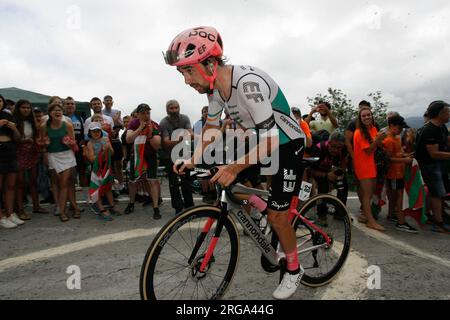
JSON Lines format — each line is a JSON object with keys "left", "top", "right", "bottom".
{"left": 74, "top": 197, "right": 203, "bottom": 204}
{"left": 0, "top": 228, "right": 160, "bottom": 273}
{"left": 319, "top": 246, "right": 369, "bottom": 299}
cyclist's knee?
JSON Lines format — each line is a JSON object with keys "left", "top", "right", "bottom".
{"left": 267, "top": 210, "right": 289, "bottom": 228}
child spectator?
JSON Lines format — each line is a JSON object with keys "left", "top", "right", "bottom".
{"left": 382, "top": 115, "right": 417, "bottom": 233}
{"left": 85, "top": 122, "right": 119, "bottom": 221}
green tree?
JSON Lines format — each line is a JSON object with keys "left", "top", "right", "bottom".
{"left": 368, "top": 91, "right": 388, "bottom": 128}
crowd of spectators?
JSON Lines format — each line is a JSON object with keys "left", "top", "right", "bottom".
{"left": 1, "top": 94, "right": 449, "bottom": 234}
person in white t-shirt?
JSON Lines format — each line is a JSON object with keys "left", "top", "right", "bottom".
{"left": 83, "top": 97, "right": 114, "bottom": 140}
{"left": 102, "top": 95, "right": 124, "bottom": 193}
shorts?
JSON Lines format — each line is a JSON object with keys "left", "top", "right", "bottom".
{"left": 421, "top": 163, "right": 447, "bottom": 198}
{"left": 267, "top": 138, "right": 305, "bottom": 212}
{"left": 386, "top": 178, "right": 404, "bottom": 190}
{"left": 129, "top": 152, "right": 158, "bottom": 180}
{"left": 48, "top": 150, "right": 77, "bottom": 174}
{"left": 16, "top": 142, "right": 39, "bottom": 170}
{"left": 0, "top": 142, "right": 18, "bottom": 173}
{"left": 111, "top": 140, "right": 124, "bottom": 161}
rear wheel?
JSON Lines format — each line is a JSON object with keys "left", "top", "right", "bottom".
{"left": 292, "top": 194, "right": 352, "bottom": 287}
{"left": 140, "top": 205, "right": 240, "bottom": 300}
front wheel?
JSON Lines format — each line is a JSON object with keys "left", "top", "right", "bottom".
{"left": 292, "top": 194, "right": 352, "bottom": 287}
{"left": 140, "top": 205, "right": 240, "bottom": 300}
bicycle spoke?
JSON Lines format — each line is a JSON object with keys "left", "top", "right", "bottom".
{"left": 198, "top": 279, "right": 211, "bottom": 299}
{"left": 175, "top": 227, "right": 196, "bottom": 253}
{"left": 154, "top": 265, "right": 191, "bottom": 289}
{"left": 156, "top": 256, "right": 189, "bottom": 269}
{"left": 164, "top": 241, "right": 191, "bottom": 261}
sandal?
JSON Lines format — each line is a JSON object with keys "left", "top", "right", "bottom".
{"left": 60, "top": 215, "right": 70, "bottom": 222}
{"left": 32, "top": 207, "right": 49, "bottom": 214}
{"left": 18, "top": 211, "right": 31, "bottom": 221}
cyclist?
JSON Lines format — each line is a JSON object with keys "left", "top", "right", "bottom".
{"left": 165, "top": 26, "right": 306, "bottom": 299}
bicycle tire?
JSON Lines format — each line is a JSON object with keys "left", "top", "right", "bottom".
{"left": 140, "top": 205, "right": 240, "bottom": 300}
{"left": 292, "top": 194, "right": 352, "bottom": 287}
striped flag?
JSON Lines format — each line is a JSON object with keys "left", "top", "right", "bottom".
{"left": 133, "top": 135, "right": 147, "bottom": 179}
{"left": 402, "top": 159, "right": 428, "bottom": 226}
{"left": 88, "top": 147, "right": 114, "bottom": 203}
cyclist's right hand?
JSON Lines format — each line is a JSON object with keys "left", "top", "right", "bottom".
{"left": 173, "top": 159, "right": 194, "bottom": 175}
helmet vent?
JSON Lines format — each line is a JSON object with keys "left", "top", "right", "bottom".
{"left": 185, "top": 43, "right": 196, "bottom": 58}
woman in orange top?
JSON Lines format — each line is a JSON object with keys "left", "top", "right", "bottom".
{"left": 353, "top": 107, "right": 387, "bottom": 231}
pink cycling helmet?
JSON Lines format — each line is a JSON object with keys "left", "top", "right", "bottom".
{"left": 164, "top": 26, "right": 223, "bottom": 67}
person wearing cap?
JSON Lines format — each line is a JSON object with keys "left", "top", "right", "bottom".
{"left": 125, "top": 103, "right": 162, "bottom": 219}
{"left": 415, "top": 101, "right": 450, "bottom": 233}
{"left": 159, "top": 99, "right": 194, "bottom": 215}
{"left": 381, "top": 115, "right": 417, "bottom": 233}
{"left": 85, "top": 121, "right": 118, "bottom": 221}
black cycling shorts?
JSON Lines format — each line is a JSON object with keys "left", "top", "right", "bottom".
{"left": 267, "top": 138, "right": 304, "bottom": 212}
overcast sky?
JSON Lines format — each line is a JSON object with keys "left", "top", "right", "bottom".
{"left": 1, "top": 0, "right": 450, "bottom": 123}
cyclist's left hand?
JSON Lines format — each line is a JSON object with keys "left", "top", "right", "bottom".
{"left": 210, "top": 165, "right": 238, "bottom": 187}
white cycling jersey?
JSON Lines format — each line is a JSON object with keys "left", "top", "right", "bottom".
{"left": 206, "top": 65, "right": 305, "bottom": 145}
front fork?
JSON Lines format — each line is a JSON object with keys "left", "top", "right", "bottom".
{"left": 188, "top": 204, "right": 229, "bottom": 273}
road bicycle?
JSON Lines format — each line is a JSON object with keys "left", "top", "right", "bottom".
{"left": 140, "top": 159, "right": 352, "bottom": 300}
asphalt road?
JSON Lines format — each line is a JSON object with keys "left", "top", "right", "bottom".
{"left": 0, "top": 181, "right": 449, "bottom": 300}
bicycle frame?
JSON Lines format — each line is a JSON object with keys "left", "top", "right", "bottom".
{"left": 194, "top": 183, "right": 333, "bottom": 273}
